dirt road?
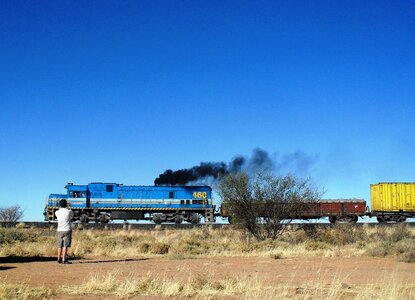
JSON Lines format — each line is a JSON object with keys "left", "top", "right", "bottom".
{"left": 1, "top": 255, "right": 414, "bottom": 298}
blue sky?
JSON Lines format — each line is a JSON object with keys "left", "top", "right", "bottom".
{"left": 1, "top": 0, "right": 414, "bottom": 221}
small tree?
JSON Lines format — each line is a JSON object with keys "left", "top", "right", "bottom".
{"left": 0, "top": 205, "right": 24, "bottom": 222}
{"left": 219, "top": 172, "right": 320, "bottom": 240}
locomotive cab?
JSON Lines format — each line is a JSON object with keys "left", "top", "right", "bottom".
{"left": 66, "top": 183, "right": 89, "bottom": 208}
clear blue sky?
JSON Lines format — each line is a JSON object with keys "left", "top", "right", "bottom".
{"left": 1, "top": 0, "right": 414, "bottom": 221}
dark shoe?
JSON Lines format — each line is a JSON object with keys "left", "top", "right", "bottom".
{"left": 62, "top": 260, "right": 72, "bottom": 264}
{"left": 57, "top": 258, "right": 62, "bottom": 264}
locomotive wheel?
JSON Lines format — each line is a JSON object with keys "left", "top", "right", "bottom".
{"left": 227, "top": 216, "right": 233, "bottom": 224}
{"left": 99, "top": 214, "right": 110, "bottom": 223}
{"left": 174, "top": 215, "right": 183, "bottom": 224}
{"left": 189, "top": 213, "right": 201, "bottom": 224}
{"left": 79, "top": 214, "right": 89, "bottom": 223}
{"left": 152, "top": 214, "right": 164, "bottom": 224}
{"left": 328, "top": 216, "right": 337, "bottom": 223}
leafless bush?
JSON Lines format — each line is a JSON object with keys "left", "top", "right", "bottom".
{"left": 0, "top": 205, "right": 24, "bottom": 222}
{"left": 400, "top": 244, "right": 415, "bottom": 263}
{"left": 219, "top": 172, "right": 321, "bottom": 240}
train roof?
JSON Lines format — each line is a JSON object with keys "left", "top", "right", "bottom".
{"left": 65, "top": 182, "right": 212, "bottom": 189}
{"left": 320, "top": 198, "right": 366, "bottom": 202}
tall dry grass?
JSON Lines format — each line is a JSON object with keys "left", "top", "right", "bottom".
{"left": 59, "top": 269, "right": 415, "bottom": 299}
{"left": 1, "top": 224, "right": 414, "bottom": 261}
{"left": 0, "top": 283, "right": 53, "bottom": 300}
{"left": 1, "top": 224, "right": 415, "bottom": 299}
{"left": 2, "top": 272, "right": 413, "bottom": 300}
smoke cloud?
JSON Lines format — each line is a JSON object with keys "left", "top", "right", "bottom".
{"left": 154, "top": 148, "right": 318, "bottom": 185}
{"left": 154, "top": 162, "right": 227, "bottom": 185}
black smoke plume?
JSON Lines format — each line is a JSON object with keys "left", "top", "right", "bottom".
{"left": 154, "top": 148, "right": 318, "bottom": 185}
{"left": 154, "top": 162, "right": 227, "bottom": 185}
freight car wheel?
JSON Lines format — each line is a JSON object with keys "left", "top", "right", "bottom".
{"left": 376, "top": 216, "right": 386, "bottom": 223}
{"left": 328, "top": 216, "right": 337, "bottom": 223}
{"left": 396, "top": 216, "right": 406, "bottom": 223}
{"left": 347, "top": 215, "right": 358, "bottom": 223}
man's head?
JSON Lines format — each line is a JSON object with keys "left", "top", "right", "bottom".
{"left": 60, "top": 199, "right": 68, "bottom": 208}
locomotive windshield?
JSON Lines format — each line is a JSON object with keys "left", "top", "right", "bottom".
{"left": 70, "top": 191, "right": 86, "bottom": 198}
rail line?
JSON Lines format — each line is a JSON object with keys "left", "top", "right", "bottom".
{"left": 1, "top": 221, "right": 414, "bottom": 230}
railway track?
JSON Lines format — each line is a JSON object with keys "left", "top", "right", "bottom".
{"left": 1, "top": 221, "right": 414, "bottom": 230}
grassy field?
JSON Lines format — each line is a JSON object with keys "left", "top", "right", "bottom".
{"left": 1, "top": 223, "right": 415, "bottom": 260}
{"left": 0, "top": 223, "right": 414, "bottom": 299}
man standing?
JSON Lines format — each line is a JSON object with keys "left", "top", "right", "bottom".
{"left": 55, "top": 199, "right": 74, "bottom": 264}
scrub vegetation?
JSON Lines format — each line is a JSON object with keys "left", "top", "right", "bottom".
{"left": 59, "top": 270, "right": 414, "bottom": 300}
{"left": 0, "top": 205, "right": 24, "bottom": 222}
{"left": 219, "top": 173, "right": 321, "bottom": 240}
{"left": 1, "top": 272, "right": 413, "bottom": 300}
{"left": 1, "top": 223, "right": 414, "bottom": 261}
{"left": 0, "top": 223, "right": 414, "bottom": 299}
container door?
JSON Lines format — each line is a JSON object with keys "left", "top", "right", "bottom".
{"left": 370, "top": 184, "right": 382, "bottom": 212}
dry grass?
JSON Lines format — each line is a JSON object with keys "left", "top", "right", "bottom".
{"left": 2, "top": 273, "right": 413, "bottom": 300}
{"left": 0, "top": 283, "right": 53, "bottom": 300}
{"left": 1, "top": 224, "right": 415, "bottom": 299}
{"left": 1, "top": 224, "right": 415, "bottom": 261}
{"left": 61, "top": 270, "right": 261, "bottom": 298}
{"left": 59, "top": 269, "right": 415, "bottom": 299}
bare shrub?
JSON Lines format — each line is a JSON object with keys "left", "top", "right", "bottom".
{"left": 365, "top": 225, "right": 414, "bottom": 260}
{"left": 282, "top": 228, "right": 309, "bottom": 245}
{"left": 389, "top": 224, "right": 411, "bottom": 242}
{"left": 0, "top": 228, "right": 39, "bottom": 245}
{"left": 302, "top": 225, "right": 368, "bottom": 247}
{"left": 395, "top": 239, "right": 415, "bottom": 263}
{"left": 302, "top": 225, "right": 319, "bottom": 239}
{"left": 219, "top": 172, "right": 321, "bottom": 240}
{"left": 0, "top": 205, "right": 24, "bottom": 222}
{"left": 400, "top": 246, "right": 415, "bottom": 263}
{"left": 330, "top": 225, "right": 367, "bottom": 246}
{"left": 366, "top": 241, "right": 393, "bottom": 257}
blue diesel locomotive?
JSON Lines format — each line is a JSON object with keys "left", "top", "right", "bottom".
{"left": 44, "top": 183, "right": 215, "bottom": 223}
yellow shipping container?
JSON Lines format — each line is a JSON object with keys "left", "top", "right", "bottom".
{"left": 370, "top": 182, "right": 415, "bottom": 213}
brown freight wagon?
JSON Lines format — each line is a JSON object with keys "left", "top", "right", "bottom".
{"left": 294, "top": 199, "right": 367, "bottom": 223}
{"left": 221, "top": 199, "right": 367, "bottom": 224}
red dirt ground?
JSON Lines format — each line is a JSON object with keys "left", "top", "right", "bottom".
{"left": 1, "top": 255, "right": 414, "bottom": 299}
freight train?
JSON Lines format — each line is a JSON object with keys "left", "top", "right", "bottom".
{"left": 44, "top": 182, "right": 415, "bottom": 224}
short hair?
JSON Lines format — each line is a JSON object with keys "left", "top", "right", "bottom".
{"left": 60, "top": 199, "right": 68, "bottom": 208}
